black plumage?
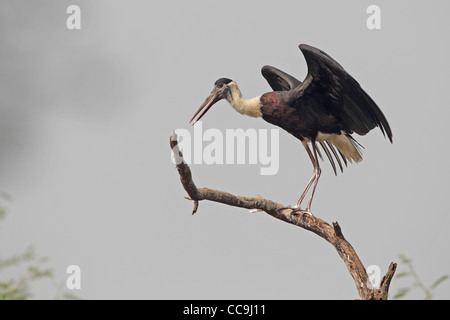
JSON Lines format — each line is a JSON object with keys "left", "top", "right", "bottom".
{"left": 191, "top": 44, "right": 392, "bottom": 216}
{"left": 261, "top": 45, "right": 391, "bottom": 142}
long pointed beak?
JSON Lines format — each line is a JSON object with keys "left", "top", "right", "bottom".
{"left": 190, "top": 89, "right": 220, "bottom": 126}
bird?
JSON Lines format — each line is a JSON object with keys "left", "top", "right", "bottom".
{"left": 190, "top": 44, "right": 392, "bottom": 220}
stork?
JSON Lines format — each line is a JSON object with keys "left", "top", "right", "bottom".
{"left": 190, "top": 44, "right": 392, "bottom": 219}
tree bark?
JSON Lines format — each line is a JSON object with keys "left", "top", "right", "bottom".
{"left": 170, "top": 132, "right": 396, "bottom": 299}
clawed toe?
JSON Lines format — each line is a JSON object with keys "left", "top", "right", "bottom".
{"left": 275, "top": 205, "right": 315, "bottom": 224}
{"left": 275, "top": 204, "right": 301, "bottom": 214}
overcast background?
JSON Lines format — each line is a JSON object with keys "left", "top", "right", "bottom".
{"left": 1, "top": 0, "right": 449, "bottom": 299}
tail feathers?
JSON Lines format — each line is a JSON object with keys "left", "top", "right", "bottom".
{"left": 328, "top": 133, "right": 363, "bottom": 164}
{"left": 319, "top": 141, "right": 338, "bottom": 175}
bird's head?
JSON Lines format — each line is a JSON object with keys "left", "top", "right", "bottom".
{"left": 190, "top": 78, "right": 233, "bottom": 125}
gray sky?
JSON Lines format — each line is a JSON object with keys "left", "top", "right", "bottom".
{"left": 1, "top": 0, "right": 449, "bottom": 299}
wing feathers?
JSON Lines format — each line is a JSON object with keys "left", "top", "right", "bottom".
{"left": 261, "top": 65, "right": 302, "bottom": 91}
{"left": 319, "top": 141, "right": 337, "bottom": 175}
{"left": 298, "top": 44, "right": 393, "bottom": 142}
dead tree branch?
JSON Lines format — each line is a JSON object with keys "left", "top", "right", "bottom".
{"left": 170, "top": 132, "right": 396, "bottom": 300}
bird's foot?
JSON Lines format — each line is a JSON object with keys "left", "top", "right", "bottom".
{"left": 276, "top": 205, "right": 315, "bottom": 224}
{"left": 275, "top": 204, "right": 301, "bottom": 214}
{"left": 293, "top": 208, "right": 315, "bottom": 225}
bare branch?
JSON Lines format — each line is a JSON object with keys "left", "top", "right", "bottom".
{"left": 377, "top": 262, "right": 398, "bottom": 300}
{"left": 170, "top": 132, "right": 396, "bottom": 299}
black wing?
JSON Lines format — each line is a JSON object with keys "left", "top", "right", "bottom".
{"left": 293, "top": 44, "right": 393, "bottom": 142}
{"left": 261, "top": 65, "right": 302, "bottom": 91}
{"left": 262, "top": 64, "right": 347, "bottom": 174}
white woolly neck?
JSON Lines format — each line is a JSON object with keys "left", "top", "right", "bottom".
{"left": 225, "top": 81, "right": 262, "bottom": 118}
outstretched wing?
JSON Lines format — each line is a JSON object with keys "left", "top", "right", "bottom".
{"left": 261, "top": 64, "right": 347, "bottom": 174}
{"left": 261, "top": 65, "right": 302, "bottom": 91}
{"left": 294, "top": 44, "right": 393, "bottom": 142}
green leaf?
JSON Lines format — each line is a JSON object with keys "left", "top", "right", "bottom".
{"left": 398, "top": 254, "right": 412, "bottom": 264}
{"left": 0, "top": 280, "right": 13, "bottom": 289}
{"left": 393, "top": 287, "right": 411, "bottom": 299}
{"left": 430, "top": 275, "right": 449, "bottom": 289}
{"left": 27, "top": 266, "right": 53, "bottom": 279}
{"left": 395, "top": 271, "right": 410, "bottom": 279}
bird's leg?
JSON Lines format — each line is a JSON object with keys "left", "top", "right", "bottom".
{"left": 276, "top": 141, "right": 321, "bottom": 223}
{"left": 304, "top": 142, "right": 321, "bottom": 213}
{"left": 293, "top": 142, "right": 320, "bottom": 224}
{"left": 294, "top": 174, "right": 315, "bottom": 207}
{"left": 295, "top": 142, "right": 316, "bottom": 208}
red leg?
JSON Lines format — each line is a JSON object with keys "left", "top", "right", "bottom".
{"left": 296, "top": 141, "right": 321, "bottom": 224}
{"left": 305, "top": 141, "right": 321, "bottom": 212}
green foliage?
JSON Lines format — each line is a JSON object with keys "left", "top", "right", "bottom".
{"left": 393, "top": 254, "right": 448, "bottom": 300}
{"left": 0, "top": 246, "right": 54, "bottom": 300}
{"left": 0, "top": 194, "right": 81, "bottom": 300}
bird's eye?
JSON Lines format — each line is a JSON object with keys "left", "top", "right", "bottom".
{"left": 217, "top": 83, "right": 223, "bottom": 88}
